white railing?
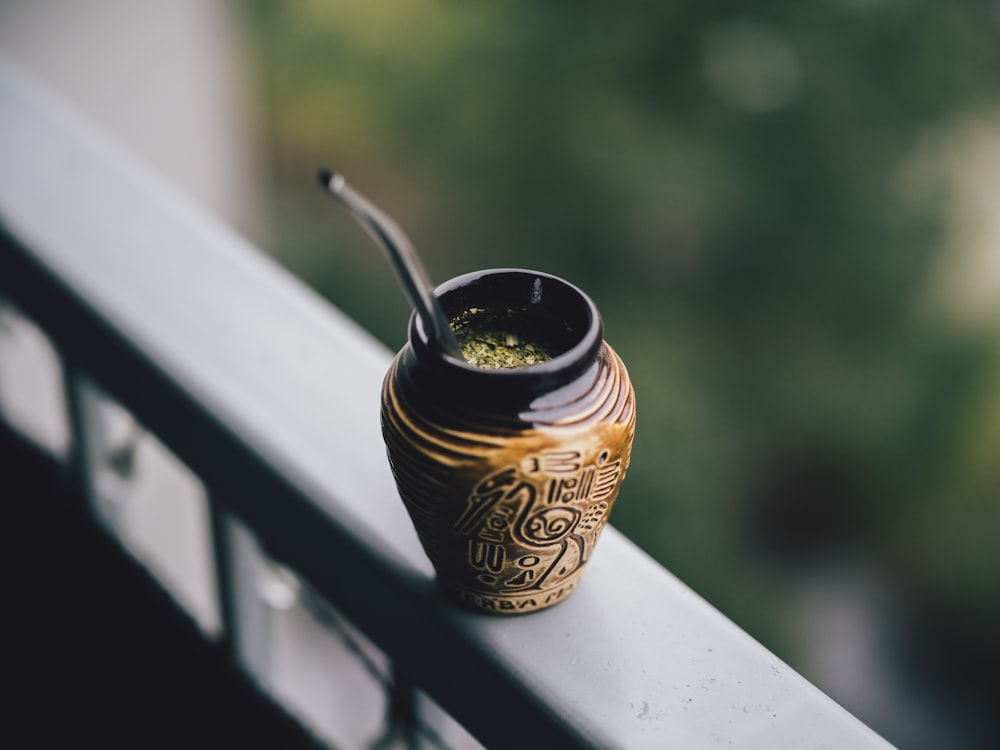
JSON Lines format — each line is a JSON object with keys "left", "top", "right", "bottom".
{"left": 0, "top": 57, "right": 893, "bottom": 749}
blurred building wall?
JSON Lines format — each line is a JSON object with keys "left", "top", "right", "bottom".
{"left": 0, "top": 0, "right": 265, "bottom": 243}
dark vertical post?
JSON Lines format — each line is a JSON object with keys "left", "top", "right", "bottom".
{"left": 61, "top": 364, "right": 96, "bottom": 514}
{"left": 208, "top": 499, "right": 238, "bottom": 656}
{"left": 370, "top": 666, "right": 420, "bottom": 750}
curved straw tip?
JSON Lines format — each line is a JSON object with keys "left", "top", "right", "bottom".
{"left": 318, "top": 167, "right": 347, "bottom": 194}
{"left": 316, "top": 167, "right": 334, "bottom": 187}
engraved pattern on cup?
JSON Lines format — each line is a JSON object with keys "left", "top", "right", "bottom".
{"left": 381, "top": 341, "right": 635, "bottom": 615}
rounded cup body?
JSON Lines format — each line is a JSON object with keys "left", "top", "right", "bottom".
{"left": 381, "top": 269, "right": 636, "bottom": 614}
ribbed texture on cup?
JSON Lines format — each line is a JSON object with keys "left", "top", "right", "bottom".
{"left": 381, "top": 340, "right": 635, "bottom": 614}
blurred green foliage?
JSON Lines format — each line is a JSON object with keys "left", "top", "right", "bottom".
{"left": 242, "top": 0, "right": 1000, "bottom": 689}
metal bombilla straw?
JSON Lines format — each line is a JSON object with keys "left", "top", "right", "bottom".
{"left": 318, "top": 168, "right": 465, "bottom": 361}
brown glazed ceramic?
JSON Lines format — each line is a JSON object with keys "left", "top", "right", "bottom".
{"left": 381, "top": 269, "right": 636, "bottom": 614}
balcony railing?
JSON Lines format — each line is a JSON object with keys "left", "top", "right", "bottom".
{"left": 0, "top": 57, "right": 894, "bottom": 749}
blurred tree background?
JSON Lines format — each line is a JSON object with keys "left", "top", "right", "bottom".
{"left": 240, "top": 1, "right": 1000, "bottom": 747}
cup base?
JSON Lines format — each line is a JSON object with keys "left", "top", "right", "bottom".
{"left": 445, "top": 576, "right": 582, "bottom": 615}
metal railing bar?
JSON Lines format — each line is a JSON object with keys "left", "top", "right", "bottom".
{"left": 300, "top": 583, "right": 395, "bottom": 693}
{"left": 0, "top": 57, "right": 893, "bottom": 750}
{"left": 60, "top": 362, "right": 91, "bottom": 509}
{"left": 208, "top": 499, "right": 238, "bottom": 659}
{"left": 0, "top": 62, "right": 595, "bottom": 745}
{"left": 369, "top": 668, "right": 419, "bottom": 750}
{"left": 0, "top": 177, "right": 627, "bottom": 750}
{"left": 61, "top": 367, "right": 108, "bottom": 525}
